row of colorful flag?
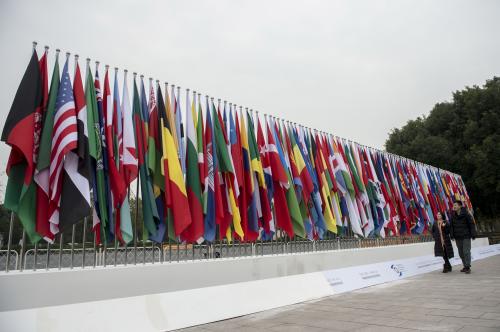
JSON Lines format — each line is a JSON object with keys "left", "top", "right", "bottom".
{"left": 1, "top": 46, "right": 473, "bottom": 245}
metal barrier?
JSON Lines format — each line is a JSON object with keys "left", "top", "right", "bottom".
{"left": 2, "top": 235, "right": 435, "bottom": 272}
{"left": 0, "top": 209, "right": 434, "bottom": 273}
{"left": 0, "top": 235, "right": 437, "bottom": 273}
{"left": 0, "top": 250, "right": 18, "bottom": 272}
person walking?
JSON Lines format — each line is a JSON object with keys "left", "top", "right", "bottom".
{"left": 450, "top": 200, "right": 476, "bottom": 274}
{"left": 431, "top": 211, "right": 454, "bottom": 273}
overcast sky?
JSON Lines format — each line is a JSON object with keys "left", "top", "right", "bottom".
{"left": 0, "top": 0, "right": 499, "bottom": 184}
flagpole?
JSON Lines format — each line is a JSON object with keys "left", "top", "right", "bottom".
{"left": 111, "top": 65, "right": 118, "bottom": 266}
{"left": 72, "top": 53, "right": 88, "bottom": 269}
{"left": 70, "top": 53, "right": 83, "bottom": 270}
{"left": 18, "top": 41, "right": 38, "bottom": 271}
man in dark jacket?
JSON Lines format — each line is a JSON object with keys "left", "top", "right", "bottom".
{"left": 450, "top": 201, "right": 476, "bottom": 274}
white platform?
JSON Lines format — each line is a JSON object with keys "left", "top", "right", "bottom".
{"left": 1, "top": 238, "right": 497, "bottom": 332}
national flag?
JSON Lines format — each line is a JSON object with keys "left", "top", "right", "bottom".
{"left": 158, "top": 85, "right": 192, "bottom": 236}
{"left": 103, "top": 68, "right": 128, "bottom": 243}
{"left": 85, "top": 65, "right": 109, "bottom": 243}
{"left": 133, "top": 76, "right": 159, "bottom": 242}
{"left": 35, "top": 50, "right": 59, "bottom": 242}
{"left": 181, "top": 90, "right": 204, "bottom": 243}
{"left": 121, "top": 71, "right": 138, "bottom": 186}
{"left": 2, "top": 51, "right": 43, "bottom": 243}
{"left": 203, "top": 98, "right": 216, "bottom": 242}
{"left": 58, "top": 56, "right": 92, "bottom": 231}
{"left": 47, "top": 56, "right": 78, "bottom": 235}
{"left": 96, "top": 68, "right": 116, "bottom": 241}
{"left": 266, "top": 119, "right": 295, "bottom": 238}
{"left": 247, "top": 112, "right": 272, "bottom": 238}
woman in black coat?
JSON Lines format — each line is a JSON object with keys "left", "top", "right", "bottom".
{"left": 431, "top": 211, "right": 454, "bottom": 273}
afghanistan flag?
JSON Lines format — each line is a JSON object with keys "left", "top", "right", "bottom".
{"left": 2, "top": 51, "right": 43, "bottom": 243}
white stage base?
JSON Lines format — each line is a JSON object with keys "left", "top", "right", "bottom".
{"left": 1, "top": 239, "right": 497, "bottom": 332}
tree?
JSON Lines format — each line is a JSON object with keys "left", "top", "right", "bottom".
{"left": 386, "top": 77, "right": 500, "bottom": 218}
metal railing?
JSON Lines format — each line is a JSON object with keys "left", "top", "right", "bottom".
{"left": 0, "top": 230, "right": 434, "bottom": 272}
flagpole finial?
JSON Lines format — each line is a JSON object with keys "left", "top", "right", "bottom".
{"left": 95, "top": 60, "right": 100, "bottom": 66}
{"left": 32, "top": 41, "right": 37, "bottom": 50}
{"left": 193, "top": 90, "right": 196, "bottom": 96}
{"left": 56, "top": 49, "right": 61, "bottom": 54}
{"left": 74, "top": 54, "right": 79, "bottom": 60}
{"left": 211, "top": 97, "right": 214, "bottom": 101}
{"left": 198, "top": 92, "right": 201, "bottom": 97}
{"left": 114, "top": 67, "right": 118, "bottom": 72}
{"left": 85, "top": 57, "right": 90, "bottom": 64}
{"left": 65, "top": 52, "right": 71, "bottom": 59}
{"left": 156, "top": 79, "right": 160, "bottom": 84}
{"left": 123, "top": 69, "right": 128, "bottom": 73}
{"left": 140, "top": 74, "right": 144, "bottom": 79}
{"left": 186, "top": 88, "right": 190, "bottom": 92}
{"left": 239, "top": 106, "right": 242, "bottom": 111}
{"left": 105, "top": 64, "right": 109, "bottom": 70}
{"left": 245, "top": 107, "right": 249, "bottom": 112}
{"left": 44, "top": 45, "right": 49, "bottom": 51}
{"left": 133, "top": 72, "right": 137, "bottom": 78}
{"left": 149, "top": 77, "right": 152, "bottom": 82}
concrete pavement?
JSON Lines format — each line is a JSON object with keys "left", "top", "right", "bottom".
{"left": 177, "top": 255, "right": 500, "bottom": 332}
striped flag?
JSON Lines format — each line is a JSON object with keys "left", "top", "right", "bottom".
{"left": 47, "top": 57, "right": 78, "bottom": 234}
{"left": 58, "top": 57, "right": 91, "bottom": 230}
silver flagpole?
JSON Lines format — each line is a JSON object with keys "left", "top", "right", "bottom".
{"left": 18, "top": 42, "right": 39, "bottom": 271}
{"left": 73, "top": 53, "right": 88, "bottom": 269}
{"left": 113, "top": 66, "right": 119, "bottom": 267}
{"left": 98, "top": 61, "right": 108, "bottom": 268}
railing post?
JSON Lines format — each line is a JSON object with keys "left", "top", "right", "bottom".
{"left": 82, "top": 217, "right": 87, "bottom": 269}
{"left": 58, "top": 233, "right": 63, "bottom": 270}
{"left": 18, "top": 230, "right": 26, "bottom": 271}
{"left": 70, "top": 224, "right": 76, "bottom": 269}
{"left": 5, "top": 212, "right": 14, "bottom": 273}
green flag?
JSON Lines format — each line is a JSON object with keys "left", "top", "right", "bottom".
{"left": 85, "top": 66, "right": 108, "bottom": 241}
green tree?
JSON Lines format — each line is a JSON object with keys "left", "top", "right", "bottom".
{"left": 386, "top": 77, "right": 500, "bottom": 218}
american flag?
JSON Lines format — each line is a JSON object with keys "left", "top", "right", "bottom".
{"left": 48, "top": 58, "right": 78, "bottom": 234}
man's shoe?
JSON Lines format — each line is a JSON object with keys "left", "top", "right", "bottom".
{"left": 442, "top": 268, "right": 448, "bottom": 273}
{"left": 460, "top": 267, "right": 467, "bottom": 272}
{"left": 464, "top": 267, "right": 471, "bottom": 274}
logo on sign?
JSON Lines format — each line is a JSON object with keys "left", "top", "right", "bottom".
{"left": 390, "top": 264, "right": 405, "bottom": 277}
{"left": 359, "top": 270, "right": 381, "bottom": 280}
{"left": 326, "top": 277, "right": 344, "bottom": 287}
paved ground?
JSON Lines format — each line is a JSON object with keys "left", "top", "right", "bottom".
{"left": 177, "top": 255, "right": 500, "bottom": 332}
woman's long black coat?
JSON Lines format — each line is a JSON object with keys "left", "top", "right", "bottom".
{"left": 431, "top": 221, "right": 454, "bottom": 258}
